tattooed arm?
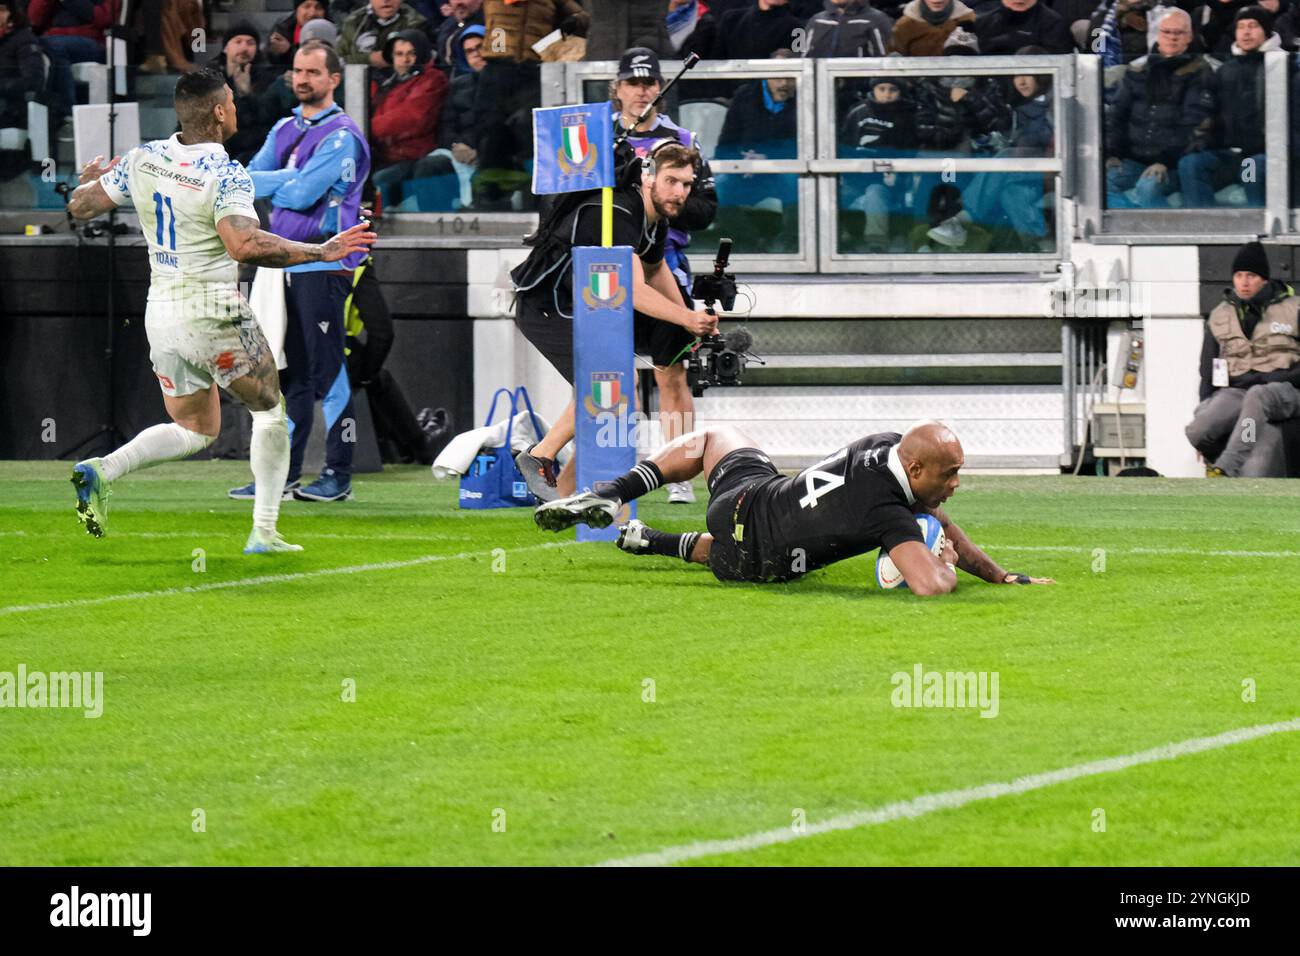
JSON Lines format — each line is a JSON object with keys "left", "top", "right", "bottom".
{"left": 216, "top": 215, "right": 376, "bottom": 267}
{"left": 927, "top": 507, "right": 1055, "bottom": 585}
{"left": 68, "top": 154, "right": 122, "bottom": 220}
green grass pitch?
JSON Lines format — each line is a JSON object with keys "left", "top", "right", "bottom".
{"left": 1, "top": 460, "right": 1297, "bottom": 866}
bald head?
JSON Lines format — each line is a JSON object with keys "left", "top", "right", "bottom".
{"left": 897, "top": 421, "right": 964, "bottom": 508}
{"left": 899, "top": 421, "right": 962, "bottom": 467}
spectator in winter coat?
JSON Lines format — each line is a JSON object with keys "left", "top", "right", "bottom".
{"left": 1262, "top": 0, "right": 1300, "bottom": 50}
{"left": 163, "top": 0, "right": 208, "bottom": 73}
{"left": 1201, "top": 0, "right": 1262, "bottom": 57}
{"left": 1104, "top": 8, "right": 1214, "bottom": 208}
{"left": 1204, "top": 0, "right": 1299, "bottom": 53}
{"left": 28, "top": 0, "right": 118, "bottom": 115}
{"left": 973, "top": 0, "right": 1073, "bottom": 55}
{"left": 889, "top": 0, "right": 977, "bottom": 56}
{"left": 963, "top": 54, "right": 1055, "bottom": 248}
{"left": 339, "top": 0, "right": 429, "bottom": 68}
{"left": 585, "top": 0, "right": 671, "bottom": 57}
{"left": 266, "top": 0, "right": 329, "bottom": 68}
{"left": 437, "top": 22, "right": 485, "bottom": 163}
{"left": 370, "top": 29, "right": 450, "bottom": 203}
{"left": 913, "top": 27, "right": 1011, "bottom": 154}
{"left": 0, "top": 0, "right": 44, "bottom": 151}
{"left": 838, "top": 74, "right": 918, "bottom": 154}
{"left": 838, "top": 75, "right": 920, "bottom": 250}
{"left": 800, "top": 0, "right": 894, "bottom": 57}
{"left": 481, "top": 0, "right": 588, "bottom": 64}
{"left": 666, "top": 0, "right": 718, "bottom": 56}
{"left": 1178, "top": 6, "right": 1281, "bottom": 207}
{"left": 1089, "top": 0, "right": 1166, "bottom": 65}
{"left": 371, "top": 30, "right": 447, "bottom": 168}
{"left": 1051, "top": 0, "right": 1096, "bottom": 50}
{"left": 1291, "top": 35, "right": 1300, "bottom": 199}
{"left": 717, "top": 68, "right": 800, "bottom": 159}
{"left": 434, "top": 0, "right": 484, "bottom": 72}
{"left": 713, "top": 0, "right": 802, "bottom": 58}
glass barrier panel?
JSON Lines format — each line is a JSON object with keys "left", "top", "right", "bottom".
{"left": 834, "top": 73, "right": 1054, "bottom": 161}
{"left": 371, "top": 59, "right": 539, "bottom": 213}
{"left": 835, "top": 169, "right": 1056, "bottom": 255}
{"left": 582, "top": 74, "right": 800, "bottom": 163}
{"left": 1102, "top": 57, "right": 1266, "bottom": 210}
{"left": 694, "top": 172, "right": 801, "bottom": 256}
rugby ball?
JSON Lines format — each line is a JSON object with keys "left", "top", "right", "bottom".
{"left": 875, "top": 514, "right": 947, "bottom": 590}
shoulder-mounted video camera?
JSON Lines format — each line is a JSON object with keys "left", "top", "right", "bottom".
{"left": 687, "top": 239, "right": 761, "bottom": 398}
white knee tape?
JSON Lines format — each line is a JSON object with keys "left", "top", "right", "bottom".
{"left": 182, "top": 426, "right": 217, "bottom": 454}
{"left": 250, "top": 400, "right": 288, "bottom": 428}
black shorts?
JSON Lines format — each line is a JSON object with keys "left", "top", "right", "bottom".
{"left": 514, "top": 294, "right": 696, "bottom": 385}
{"left": 704, "top": 447, "right": 783, "bottom": 583}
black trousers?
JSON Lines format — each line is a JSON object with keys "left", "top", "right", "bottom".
{"left": 282, "top": 271, "right": 356, "bottom": 481}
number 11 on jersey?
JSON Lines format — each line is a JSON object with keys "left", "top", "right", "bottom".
{"left": 152, "top": 191, "right": 176, "bottom": 251}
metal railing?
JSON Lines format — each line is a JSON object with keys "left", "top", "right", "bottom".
{"left": 546, "top": 55, "right": 1072, "bottom": 273}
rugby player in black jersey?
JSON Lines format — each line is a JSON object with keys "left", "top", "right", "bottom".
{"left": 532, "top": 421, "right": 1054, "bottom": 595}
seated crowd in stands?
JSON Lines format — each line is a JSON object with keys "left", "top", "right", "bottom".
{"left": 3, "top": 0, "right": 1300, "bottom": 218}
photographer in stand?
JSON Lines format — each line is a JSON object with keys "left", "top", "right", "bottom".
{"left": 511, "top": 140, "right": 723, "bottom": 501}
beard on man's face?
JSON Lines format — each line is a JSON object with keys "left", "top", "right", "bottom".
{"left": 296, "top": 84, "right": 327, "bottom": 104}
{"left": 651, "top": 185, "right": 684, "bottom": 218}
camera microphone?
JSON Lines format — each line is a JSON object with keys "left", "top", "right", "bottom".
{"left": 722, "top": 327, "right": 753, "bottom": 354}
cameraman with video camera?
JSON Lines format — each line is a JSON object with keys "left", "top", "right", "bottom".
{"left": 511, "top": 140, "right": 722, "bottom": 501}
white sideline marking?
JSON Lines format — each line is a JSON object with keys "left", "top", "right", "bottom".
{"left": 10, "top": 532, "right": 1296, "bottom": 559}
{"left": 0, "top": 541, "right": 580, "bottom": 616}
{"left": 596, "top": 717, "right": 1300, "bottom": 867}
{"left": 988, "top": 544, "right": 1300, "bottom": 559}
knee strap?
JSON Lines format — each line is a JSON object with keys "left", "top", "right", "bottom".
{"left": 251, "top": 398, "right": 288, "bottom": 428}
{"left": 180, "top": 426, "right": 217, "bottom": 453}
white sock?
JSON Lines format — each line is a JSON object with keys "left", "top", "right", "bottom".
{"left": 100, "top": 423, "right": 214, "bottom": 481}
{"left": 250, "top": 400, "right": 290, "bottom": 533}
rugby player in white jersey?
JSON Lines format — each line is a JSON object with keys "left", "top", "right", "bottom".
{"left": 65, "top": 69, "right": 375, "bottom": 553}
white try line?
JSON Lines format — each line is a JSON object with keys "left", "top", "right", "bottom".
{"left": 0, "top": 541, "right": 581, "bottom": 616}
{"left": 986, "top": 545, "right": 1300, "bottom": 559}
{"left": 596, "top": 717, "right": 1300, "bottom": 867}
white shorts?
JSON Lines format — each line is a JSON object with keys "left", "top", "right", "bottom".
{"left": 145, "top": 288, "right": 270, "bottom": 397}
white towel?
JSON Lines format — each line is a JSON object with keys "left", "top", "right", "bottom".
{"left": 431, "top": 410, "right": 568, "bottom": 479}
{"left": 249, "top": 266, "right": 288, "bottom": 370}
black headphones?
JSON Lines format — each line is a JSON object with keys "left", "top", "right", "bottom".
{"left": 641, "top": 137, "right": 680, "bottom": 178}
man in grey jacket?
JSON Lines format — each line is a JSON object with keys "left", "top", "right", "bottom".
{"left": 799, "top": 0, "right": 893, "bottom": 56}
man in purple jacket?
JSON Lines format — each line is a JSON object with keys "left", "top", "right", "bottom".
{"left": 233, "top": 40, "right": 372, "bottom": 503}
